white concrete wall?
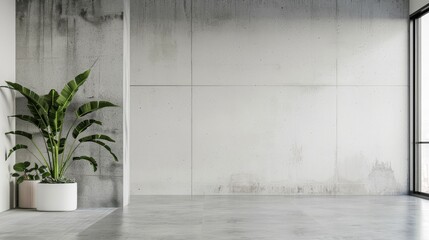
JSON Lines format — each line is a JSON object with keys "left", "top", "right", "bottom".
{"left": 0, "top": 0, "right": 16, "bottom": 212}
{"left": 411, "top": 0, "right": 429, "bottom": 14}
{"left": 130, "top": 0, "right": 409, "bottom": 195}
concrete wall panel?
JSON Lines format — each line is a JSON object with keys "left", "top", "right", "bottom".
{"left": 130, "top": 87, "right": 192, "bottom": 194}
{"left": 337, "top": 0, "right": 408, "bottom": 86}
{"left": 16, "top": 0, "right": 125, "bottom": 207}
{"left": 130, "top": 0, "right": 191, "bottom": 86}
{"left": 192, "top": 86, "right": 337, "bottom": 194}
{"left": 337, "top": 86, "right": 408, "bottom": 194}
{"left": 192, "top": 0, "right": 337, "bottom": 86}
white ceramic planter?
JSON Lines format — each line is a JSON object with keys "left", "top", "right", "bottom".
{"left": 36, "top": 183, "right": 77, "bottom": 211}
{"left": 18, "top": 180, "right": 40, "bottom": 209}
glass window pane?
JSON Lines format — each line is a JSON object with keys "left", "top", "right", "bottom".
{"left": 419, "top": 14, "right": 429, "bottom": 141}
{"left": 419, "top": 145, "right": 429, "bottom": 193}
{"left": 417, "top": 13, "right": 429, "bottom": 194}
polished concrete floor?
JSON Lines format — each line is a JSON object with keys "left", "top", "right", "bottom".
{"left": 0, "top": 196, "right": 428, "bottom": 240}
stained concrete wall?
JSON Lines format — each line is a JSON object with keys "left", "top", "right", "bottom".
{"left": 16, "top": 0, "right": 125, "bottom": 207}
{"left": 410, "top": 0, "right": 429, "bottom": 13}
{"left": 130, "top": 0, "right": 409, "bottom": 195}
{"left": 0, "top": 0, "right": 16, "bottom": 212}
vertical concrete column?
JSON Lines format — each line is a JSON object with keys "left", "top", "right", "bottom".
{"left": 0, "top": 0, "right": 16, "bottom": 212}
{"left": 123, "top": 0, "right": 131, "bottom": 206}
{"left": 16, "top": 0, "right": 129, "bottom": 208}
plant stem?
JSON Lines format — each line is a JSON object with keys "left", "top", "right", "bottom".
{"left": 25, "top": 149, "right": 44, "bottom": 167}
{"left": 57, "top": 122, "right": 64, "bottom": 178}
{"left": 61, "top": 117, "right": 78, "bottom": 164}
{"left": 30, "top": 139, "right": 50, "bottom": 169}
{"left": 46, "top": 126, "right": 57, "bottom": 178}
{"left": 60, "top": 142, "right": 81, "bottom": 176}
{"left": 39, "top": 129, "right": 53, "bottom": 171}
{"left": 63, "top": 138, "right": 77, "bottom": 170}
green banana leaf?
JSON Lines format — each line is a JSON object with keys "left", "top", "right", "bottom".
{"left": 6, "top": 144, "right": 28, "bottom": 160}
{"left": 47, "top": 138, "right": 66, "bottom": 154}
{"left": 73, "top": 156, "right": 98, "bottom": 172}
{"left": 79, "top": 134, "right": 115, "bottom": 143}
{"left": 56, "top": 70, "right": 90, "bottom": 111}
{"left": 76, "top": 101, "right": 117, "bottom": 117}
{"left": 44, "top": 89, "right": 62, "bottom": 134}
{"left": 83, "top": 140, "right": 118, "bottom": 162}
{"left": 5, "top": 81, "right": 49, "bottom": 112}
{"left": 6, "top": 81, "right": 49, "bottom": 128}
{"left": 5, "top": 131, "right": 32, "bottom": 140}
{"left": 9, "top": 115, "right": 41, "bottom": 128}
{"left": 27, "top": 103, "right": 48, "bottom": 129}
{"left": 72, "top": 119, "right": 102, "bottom": 138}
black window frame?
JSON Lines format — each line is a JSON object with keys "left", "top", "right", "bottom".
{"left": 411, "top": 4, "right": 429, "bottom": 199}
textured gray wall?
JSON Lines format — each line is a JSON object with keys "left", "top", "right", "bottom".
{"left": 16, "top": 0, "right": 124, "bottom": 207}
{"left": 130, "top": 0, "right": 409, "bottom": 195}
{"left": 410, "top": 0, "right": 429, "bottom": 13}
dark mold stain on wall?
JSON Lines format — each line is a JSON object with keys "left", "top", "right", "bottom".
{"left": 16, "top": 0, "right": 30, "bottom": 23}
{"left": 79, "top": 7, "right": 124, "bottom": 26}
{"left": 16, "top": 0, "right": 124, "bottom": 36}
{"left": 211, "top": 165, "right": 403, "bottom": 195}
{"left": 55, "top": 2, "right": 68, "bottom": 35}
{"left": 290, "top": 143, "right": 303, "bottom": 164}
{"left": 366, "top": 160, "right": 399, "bottom": 194}
{"left": 221, "top": 173, "right": 341, "bottom": 195}
{"left": 228, "top": 173, "right": 263, "bottom": 193}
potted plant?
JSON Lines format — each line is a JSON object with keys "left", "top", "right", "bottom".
{"left": 2, "top": 68, "right": 118, "bottom": 211}
{"left": 10, "top": 161, "right": 48, "bottom": 208}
